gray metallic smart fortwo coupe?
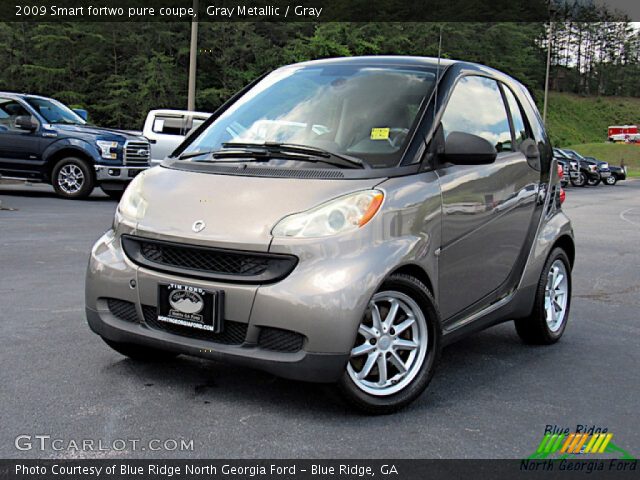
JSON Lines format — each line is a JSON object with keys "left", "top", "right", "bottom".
{"left": 86, "top": 56, "right": 574, "bottom": 413}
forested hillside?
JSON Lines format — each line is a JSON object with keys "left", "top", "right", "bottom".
{"left": 0, "top": 19, "right": 638, "bottom": 146}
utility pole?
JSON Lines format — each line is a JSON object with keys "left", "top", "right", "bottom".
{"left": 187, "top": 0, "right": 199, "bottom": 111}
{"left": 543, "top": 20, "right": 553, "bottom": 125}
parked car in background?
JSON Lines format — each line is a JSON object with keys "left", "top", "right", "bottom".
{"left": 143, "top": 109, "right": 211, "bottom": 165}
{"left": 559, "top": 149, "right": 603, "bottom": 187}
{"left": 0, "top": 92, "right": 150, "bottom": 199}
{"left": 582, "top": 156, "right": 612, "bottom": 186}
{"left": 606, "top": 164, "right": 627, "bottom": 185}
{"left": 553, "top": 148, "right": 578, "bottom": 187}
{"left": 87, "top": 56, "right": 575, "bottom": 413}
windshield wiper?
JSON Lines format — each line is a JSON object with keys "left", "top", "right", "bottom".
{"left": 221, "top": 142, "right": 367, "bottom": 169}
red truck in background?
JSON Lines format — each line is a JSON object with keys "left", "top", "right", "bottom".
{"left": 608, "top": 125, "right": 639, "bottom": 143}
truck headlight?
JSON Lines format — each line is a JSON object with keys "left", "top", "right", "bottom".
{"left": 272, "top": 190, "right": 384, "bottom": 238}
{"left": 96, "top": 140, "right": 118, "bottom": 160}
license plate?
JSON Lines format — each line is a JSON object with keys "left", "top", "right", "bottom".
{"left": 157, "top": 283, "right": 223, "bottom": 333}
{"left": 600, "top": 171, "right": 611, "bottom": 177}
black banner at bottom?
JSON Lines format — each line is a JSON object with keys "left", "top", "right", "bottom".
{"left": 0, "top": 459, "right": 638, "bottom": 480}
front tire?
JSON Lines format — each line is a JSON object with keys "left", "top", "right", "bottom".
{"left": 338, "top": 274, "right": 441, "bottom": 414}
{"left": 570, "top": 172, "right": 586, "bottom": 187}
{"left": 102, "top": 338, "right": 179, "bottom": 362}
{"left": 515, "top": 248, "right": 572, "bottom": 345}
{"left": 604, "top": 175, "right": 617, "bottom": 186}
{"left": 52, "top": 157, "right": 95, "bottom": 199}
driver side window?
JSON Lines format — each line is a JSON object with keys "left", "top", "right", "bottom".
{"left": 441, "top": 76, "right": 513, "bottom": 153}
{"left": 0, "top": 97, "right": 31, "bottom": 133}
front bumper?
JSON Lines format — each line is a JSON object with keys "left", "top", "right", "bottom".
{"left": 94, "top": 165, "right": 148, "bottom": 182}
{"left": 86, "top": 306, "right": 348, "bottom": 382}
{"left": 85, "top": 229, "right": 407, "bottom": 382}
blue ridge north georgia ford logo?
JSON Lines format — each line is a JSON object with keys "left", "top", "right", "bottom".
{"left": 169, "top": 289, "right": 204, "bottom": 315}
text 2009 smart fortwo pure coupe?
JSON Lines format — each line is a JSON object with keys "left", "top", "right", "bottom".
{"left": 86, "top": 56, "right": 574, "bottom": 413}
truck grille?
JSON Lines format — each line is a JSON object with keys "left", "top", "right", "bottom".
{"left": 142, "top": 305, "right": 247, "bottom": 344}
{"left": 124, "top": 141, "right": 151, "bottom": 166}
{"left": 121, "top": 235, "right": 297, "bottom": 284}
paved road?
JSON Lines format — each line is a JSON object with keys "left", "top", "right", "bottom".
{"left": 1, "top": 180, "right": 639, "bottom": 459}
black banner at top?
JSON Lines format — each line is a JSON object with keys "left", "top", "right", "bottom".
{"left": 4, "top": 0, "right": 640, "bottom": 22}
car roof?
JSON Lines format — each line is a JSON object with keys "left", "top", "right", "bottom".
{"left": 0, "top": 91, "right": 53, "bottom": 101}
{"left": 148, "top": 109, "right": 211, "bottom": 117}
{"left": 284, "top": 56, "right": 526, "bottom": 92}
{"left": 289, "top": 55, "right": 458, "bottom": 68}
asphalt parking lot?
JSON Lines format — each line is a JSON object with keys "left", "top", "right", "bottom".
{"left": 1, "top": 179, "right": 639, "bottom": 459}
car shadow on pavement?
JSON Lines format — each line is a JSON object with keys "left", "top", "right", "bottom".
{"left": 99, "top": 321, "right": 557, "bottom": 418}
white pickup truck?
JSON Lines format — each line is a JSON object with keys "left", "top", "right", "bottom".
{"left": 142, "top": 109, "right": 211, "bottom": 165}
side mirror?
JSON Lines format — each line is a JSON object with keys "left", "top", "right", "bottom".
{"left": 73, "top": 109, "right": 88, "bottom": 121}
{"left": 15, "top": 115, "right": 38, "bottom": 131}
{"left": 443, "top": 131, "right": 497, "bottom": 165}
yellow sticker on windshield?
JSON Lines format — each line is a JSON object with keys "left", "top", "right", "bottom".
{"left": 370, "top": 127, "right": 390, "bottom": 140}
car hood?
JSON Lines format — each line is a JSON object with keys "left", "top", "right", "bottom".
{"left": 52, "top": 124, "right": 146, "bottom": 142}
{"left": 133, "top": 166, "right": 383, "bottom": 252}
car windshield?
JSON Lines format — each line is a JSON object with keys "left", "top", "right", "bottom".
{"left": 24, "top": 97, "right": 86, "bottom": 125}
{"left": 179, "top": 64, "right": 437, "bottom": 168}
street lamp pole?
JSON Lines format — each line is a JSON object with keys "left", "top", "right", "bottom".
{"left": 187, "top": 0, "right": 199, "bottom": 111}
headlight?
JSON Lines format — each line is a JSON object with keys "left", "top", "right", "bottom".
{"left": 96, "top": 140, "right": 118, "bottom": 160}
{"left": 272, "top": 190, "right": 384, "bottom": 238}
{"left": 115, "top": 174, "right": 147, "bottom": 224}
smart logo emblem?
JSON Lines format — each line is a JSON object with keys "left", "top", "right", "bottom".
{"left": 192, "top": 220, "right": 206, "bottom": 233}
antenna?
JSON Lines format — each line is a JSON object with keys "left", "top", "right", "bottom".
{"left": 433, "top": 24, "right": 443, "bottom": 123}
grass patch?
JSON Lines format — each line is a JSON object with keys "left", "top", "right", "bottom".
{"left": 538, "top": 92, "right": 640, "bottom": 147}
{"left": 565, "top": 142, "right": 640, "bottom": 177}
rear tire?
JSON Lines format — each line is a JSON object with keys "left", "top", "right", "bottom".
{"left": 587, "top": 176, "right": 601, "bottom": 186}
{"left": 515, "top": 248, "right": 572, "bottom": 345}
{"left": 338, "top": 274, "right": 441, "bottom": 414}
{"left": 102, "top": 338, "right": 178, "bottom": 362}
{"left": 52, "top": 157, "right": 95, "bottom": 199}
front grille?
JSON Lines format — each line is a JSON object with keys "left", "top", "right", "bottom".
{"left": 142, "top": 305, "right": 247, "bottom": 344}
{"left": 106, "top": 298, "right": 139, "bottom": 323}
{"left": 124, "top": 141, "right": 150, "bottom": 166}
{"left": 258, "top": 327, "right": 305, "bottom": 353}
{"left": 121, "top": 235, "right": 298, "bottom": 284}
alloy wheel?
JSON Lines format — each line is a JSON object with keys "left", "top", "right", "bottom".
{"left": 544, "top": 260, "right": 569, "bottom": 332}
{"left": 347, "top": 291, "right": 428, "bottom": 396}
{"left": 57, "top": 164, "right": 85, "bottom": 194}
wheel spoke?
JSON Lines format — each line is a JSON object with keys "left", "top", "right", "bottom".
{"left": 394, "top": 338, "right": 418, "bottom": 350}
{"left": 351, "top": 342, "right": 375, "bottom": 357}
{"left": 393, "top": 316, "right": 415, "bottom": 335}
{"left": 370, "top": 303, "right": 383, "bottom": 332}
{"left": 384, "top": 299, "right": 400, "bottom": 329}
{"left": 554, "top": 273, "right": 564, "bottom": 289}
{"left": 377, "top": 353, "right": 388, "bottom": 385}
{"left": 358, "top": 351, "right": 379, "bottom": 379}
{"left": 358, "top": 324, "right": 376, "bottom": 339}
{"left": 389, "top": 350, "right": 407, "bottom": 374}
